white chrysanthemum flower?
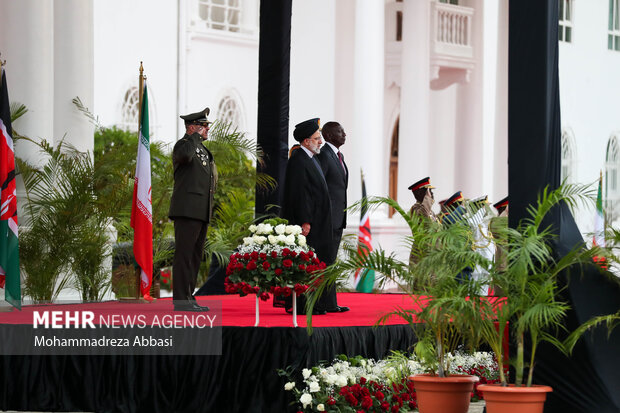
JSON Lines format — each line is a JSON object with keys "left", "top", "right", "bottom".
{"left": 275, "top": 224, "right": 286, "bottom": 235}
{"left": 243, "top": 237, "right": 254, "bottom": 246}
{"left": 297, "top": 235, "right": 307, "bottom": 247}
{"left": 253, "top": 235, "right": 266, "bottom": 245}
{"left": 300, "top": 393, "right": 312, "bottom": 408}
{"left": 284, "top": 382, "right": 295, "bottom": 391}
{"left": 249, "top": 224, "right": 257, "bottom": 233}
{"left": 317, "top": 404, "right": 325, "bottom": 411}
{"left": 302, "top": 368, "right": 312, "bottom": 379}
{"left": 309, "top": 381, "right": 320, "bottom": 393}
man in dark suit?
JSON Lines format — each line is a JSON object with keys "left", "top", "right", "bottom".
{"left": 281, "top": 118, "right": 333, "bottom": 315}
{"left": 169, "top": 107, "right": 217, "bottom": 312}
{"left": 316, "top": 121, "right": 350, "bottom": 313}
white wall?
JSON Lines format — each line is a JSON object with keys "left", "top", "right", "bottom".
{"left": 429, "top": 84, "right": 459, "bottom": 202}
{"left": 559, "top": 0, "right": 620, "bottom": 234}
{"left": 290, "top": 0, "right": 337, "bottom": 142}
{"left": 184, "top": 35, "right": 259, "bottom": 139}
{"left": 93, "top": 0, "right": 179, "bottom": 145}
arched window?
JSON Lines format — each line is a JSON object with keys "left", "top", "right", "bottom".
{"left": 119, "top": 86, "right": 157, "bottom": 133}
{"left": 605, "top": 135, "right": 620, "bottom": 221}
{"left": 120, "top": 87, "right": 141, "bottom": 132}
{"left": 216, "top": 94, "right": 243, "bottom": 130}
{"left": 561, "top": 129, "right": 576, "bottom": 183}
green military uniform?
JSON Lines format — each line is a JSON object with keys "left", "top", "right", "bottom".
{"left": 169, "top": 108, "right": 218, "bottom": 309}
{"left": 169, "top": 133, "right": 218, "bottom": 222}
{"left": 409, "top": 202, "right": 439, "bottom": 223}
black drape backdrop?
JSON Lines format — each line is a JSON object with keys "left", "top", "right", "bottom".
{"left": 0, "top": 326, "right": 417, "bottom": 413}
{"left": 508, "top": 1, "right": 620, "bottom": 412}
{"left": 255, "top": 0, "right": 292, "bottom": 216}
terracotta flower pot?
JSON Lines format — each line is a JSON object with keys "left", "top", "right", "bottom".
{"left": 411, "top": 374, "right": 479, "bottom": 413}
{"left": 478, "top": 384, "right": 553, "bottom": 413}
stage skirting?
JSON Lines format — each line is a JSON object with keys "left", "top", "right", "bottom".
{"left": 0, "top": 293, "right": 419, "bottom": 413}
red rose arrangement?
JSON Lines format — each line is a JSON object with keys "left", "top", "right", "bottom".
{"left": 224, "top": 218, "right": 327, "bottom": 301}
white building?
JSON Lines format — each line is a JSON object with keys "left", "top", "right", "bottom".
{"left": 558, "top": 0, "right": 620, "bottom": 238}
{"left": 0, "top": 0, "right": 618, "bottom": 261}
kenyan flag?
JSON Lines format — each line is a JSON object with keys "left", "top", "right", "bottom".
{"left": 0, "top": 67, "right": 21, "bottom": 309}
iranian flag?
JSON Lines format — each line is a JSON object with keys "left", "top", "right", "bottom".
{"left": 593, "top": 171, "right": 607, "bottom": 269}
{"left": 131, "top": 82, "right": 153, "bottom": 300}
{"left": 0, "top": 67, "right": 21, "bottom": 309}
{"left": 354, "top": 172, "right": 375, "bottom": 293}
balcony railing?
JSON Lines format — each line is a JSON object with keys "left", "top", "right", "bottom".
{"left": 430, "top": 1, "right": 474, "bottom": 82}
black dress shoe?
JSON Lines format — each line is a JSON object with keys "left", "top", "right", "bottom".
{"left": 174, "top": 303, "right": 209, "bottom": 312}
{"left": 190, "top": 296, "right": 210, "bottom": 311}
{"left": 326, "top": 306, "right": 350, "bottom": 313}
{"left": 285, "top": 307, "right": 327, "bottom": 315}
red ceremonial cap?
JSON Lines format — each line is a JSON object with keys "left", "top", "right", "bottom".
{"left": 493, "top": 196, "right": 508, "bottom": 211}
{"left": 444, "top": 191, "right": 464, "bottom": 208}
{"left": 408, "top": 177, "right": 435, "bottom": 192}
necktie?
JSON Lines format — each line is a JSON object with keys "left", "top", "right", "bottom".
{"left": 337, "top": 151, "right": 346, "bottom": 173}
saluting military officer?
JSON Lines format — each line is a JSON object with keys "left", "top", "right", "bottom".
{"left": 169, "top": 107, "right": 218, "bottom": 312}
{"left": 408, "top": 177, "right": 438, "bottom": 223}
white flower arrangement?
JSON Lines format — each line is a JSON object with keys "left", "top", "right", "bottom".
{"left": 226, "top": 218, "right": 326, "bottom": 300}
{"left": 281, "top": 351, "right": 499, "bottom": 412}
{"left": 238, "top": 221, "right": 308, "bottom": 254}
{"left": 300, "top": 392, "right": 312, "bottom": 408}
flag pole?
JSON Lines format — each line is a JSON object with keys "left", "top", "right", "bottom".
{"left": 135, "top": 61, "right": 144, "bottom": 300}
{"left": 0, "top": 53, "right": 5, "bottom": 86}
{"left": 601, "top": 170, "right": 606, "bottom": 233}
{"left": 138, "top": 61, "right": 144, "bottom": 126}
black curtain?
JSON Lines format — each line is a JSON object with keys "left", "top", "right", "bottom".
{"left": 508, "top": 1, "right": 620, "bottom": 412}
{"left": 255, "top": 0, "right": 292, "bottom": 217}
{"left": 0, "top": 325, "right": 417, "bottom": 413}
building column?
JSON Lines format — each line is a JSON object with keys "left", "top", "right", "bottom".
{"left": 54, "top": 0, "right": 94, "bottom": 153}
{"left": 350, "top": 0, "right": 385, "bottom": 203}
{"left": 493, "top": 0, "right": 509, "bottom": 201}
{"left": 454, "top": 0, "right": 485, "bottom": 198}
{"left": 398, "top": 0, "right": 431, "bottom": 205}
{"left": 0, "top": 0, "right": 54, "bottom": 165}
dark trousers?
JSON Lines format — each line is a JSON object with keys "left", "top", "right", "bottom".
{"left": 173, "top": 217, "right": 208, "bottom": 302}
{"left": 287, "top": 228, "right": 342, "bottom": 312}
{"left": 317, "top": 228, "right": 343, "bottom": 310}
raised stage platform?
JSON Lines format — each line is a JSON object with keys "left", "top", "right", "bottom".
{"left": 0, "top": 293, "right": 418, "bottom": 413}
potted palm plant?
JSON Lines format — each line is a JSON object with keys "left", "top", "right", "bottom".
{"left": 307, "top": 197, "right": 496, "bottom": 413}
{"left": 477, "top": 185, "right": 598, "bottom": 413}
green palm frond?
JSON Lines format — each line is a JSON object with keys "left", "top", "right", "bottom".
{"left": 9, "top": 102, "right": 27, "bottom": 123}
{"left": 72, "top": 96, "right": 102, "bottom": 130}
{"left": 563, "top": 311, "right": 620, "bottom": 353}
{"left": 204, "top": 189, "right": 260, "bottom": 267}
{"left": 206, "top": 120, "right": 263, "bottom": 160}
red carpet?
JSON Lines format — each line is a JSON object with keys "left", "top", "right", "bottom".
{"left": 0, "top": 293, "right": 419, "bottom": 328}
{"left": 198, "top": 292, "right": 420, "bottom": 327}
